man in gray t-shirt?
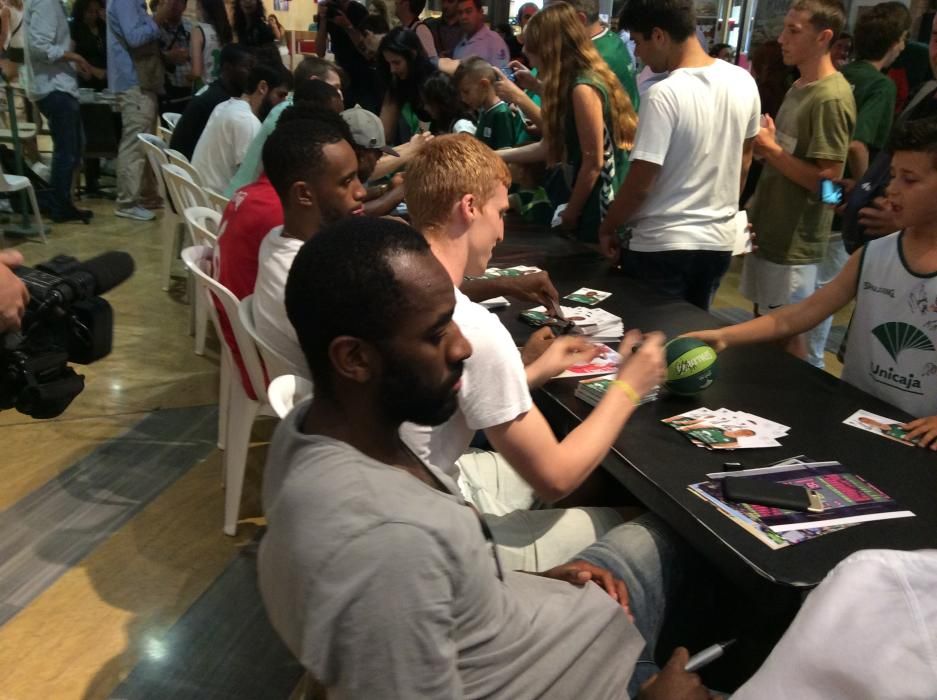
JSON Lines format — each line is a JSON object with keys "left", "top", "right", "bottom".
{"left": 259, "top": 217, "right": 711, "bottom": 699}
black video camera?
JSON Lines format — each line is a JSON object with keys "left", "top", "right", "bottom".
{"left": 0, "top": 251, "right": 135, "bottom": 418}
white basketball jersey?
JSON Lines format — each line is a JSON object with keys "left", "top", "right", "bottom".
{"left": 842, "top": 232, "right": 937, "bottom": 417}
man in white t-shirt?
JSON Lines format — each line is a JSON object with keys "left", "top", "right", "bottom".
{"left": 191, "top": 62, "right": 291, "bottom": 194}
{"left": 252, "top": 108, "right": 366, "bottom": 378}
{"left": 598, "top": 0, "right": 760, "bottom": 311}
{"left": 401, "top": 134, "right": 666, "bottom": 571}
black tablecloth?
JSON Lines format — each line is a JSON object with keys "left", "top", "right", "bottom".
{"left": 491, "top": 227, "right": 937, "bottom": 596}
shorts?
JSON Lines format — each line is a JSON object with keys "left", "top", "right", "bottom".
{"left": 456, "top": 449, "right": 624, "bottom": 572}
{"left": 740, "top": 255, "right": 818, "bottom": 310}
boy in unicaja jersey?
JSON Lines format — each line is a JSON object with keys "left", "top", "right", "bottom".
{"left": 686, "top": 118, "right": 937, "bottom": 449}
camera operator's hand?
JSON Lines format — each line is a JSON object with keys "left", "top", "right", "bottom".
{"left": 0, "top": 249, "right": 29, "bottom": 332}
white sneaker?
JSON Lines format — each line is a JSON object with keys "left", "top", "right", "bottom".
{"left": 115, "top": 205, "right": 156, "bottom": 222}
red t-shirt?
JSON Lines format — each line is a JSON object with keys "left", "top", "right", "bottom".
{"left": 213, "top": 174, "right": 284, "bottom": 399}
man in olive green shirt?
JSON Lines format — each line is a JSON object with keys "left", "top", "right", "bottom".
{"left": 742, "top": 0, "right": 856, "bottom": 364}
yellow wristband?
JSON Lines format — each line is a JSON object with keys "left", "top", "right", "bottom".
{"left": 610, "top": 380, "right": 641, "bottom": 405}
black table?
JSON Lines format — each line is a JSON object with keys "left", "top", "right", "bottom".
{"left": 491, "top": 228, "right": 937, "bottom": 600}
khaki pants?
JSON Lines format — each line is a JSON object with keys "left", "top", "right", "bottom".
{"left": 116, "top": 86, "right": 158, "bottom": 208}
{"left": 456, "top": 449, "right": 625, "bottom": 571}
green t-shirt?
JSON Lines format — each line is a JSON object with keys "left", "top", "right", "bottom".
{"left": 401, "top": 102, "right": 422, "bottom": 139}
{"left": 592, "top": 29, "right": 640, "bottom": 112}
{"left": 841, "top": 60, "right": 896, "bottom": 154}
{"left": 750, "top": 72, "right": 856, "bottom": 265}
{"left": 476, "top": 100, "right": 516, "bottom": 150}
{"left": 564, "top": 73, "right": 629, "bottom": 244}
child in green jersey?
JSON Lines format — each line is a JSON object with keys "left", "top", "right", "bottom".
{"left": 454, "top": 56, "right": 519, "bottom": 151}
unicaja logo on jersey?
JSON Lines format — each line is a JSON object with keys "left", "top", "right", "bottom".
{"left": 871, "top": 322, "right": 935, "bottom": 362}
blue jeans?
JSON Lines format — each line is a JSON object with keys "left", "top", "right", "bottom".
{"left": 574, "top": 514, "right": 684, "bottom": 697}
{"left": 620, "top": 249, "right": 732, "bottom": 311}
{"left": 36, "top": 90, "right": 84, "bottom": 217}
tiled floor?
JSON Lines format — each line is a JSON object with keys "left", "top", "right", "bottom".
{"left": 1, "top": 197, "right": 290, "bottom": 699}
{"left": 0, "top": 195, "right": 851, "bottom": 698}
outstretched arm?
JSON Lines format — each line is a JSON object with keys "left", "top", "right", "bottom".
{"left": 684, "top": 249, "right": 862, "bottom": 352}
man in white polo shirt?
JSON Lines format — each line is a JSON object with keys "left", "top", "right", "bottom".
{"left": 191, "top": 62, "right": 290, "bottom": 194}
{"left": 452, "top": 0, "right": 509, "bottom": 70}
{"left": 598, "top": 0, "right": 760, "bottom": 311}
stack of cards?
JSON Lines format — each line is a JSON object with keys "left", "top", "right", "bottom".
{"left": 574, "top": 375, "right": 659, "bottom": 406}
{"left": 843, "top": 409, "right": 919, "bottom": 446}
{"left": 521, "top": 306, "right": 624, "bottom": 342}
{"left": 563, "top": 288, "right": 611, "bottom": 306}
{"left": 663, "top": 408, "right": 790, "bottom": 450}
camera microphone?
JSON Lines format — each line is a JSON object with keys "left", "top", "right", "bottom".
{"left": 70, "top": 251, "right": 136, "bottom": 297}
{"left": 21, "top": 251, "right": 135, "bottom": 310}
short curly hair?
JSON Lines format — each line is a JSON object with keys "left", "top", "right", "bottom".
{"left": 285, "top": 217, "right": 432, "bottom": 394}
{"left": 263, "top": 110, "right": 354, "bottom": 201}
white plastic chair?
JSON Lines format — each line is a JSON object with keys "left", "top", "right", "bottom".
{"left": 267, "top": 375, "right": 314, "bottom": 419}
{"left": 238, "top": 294, "right": 298, "bottom": 382}
{"left": 162, "top": 112, "right": 182, "bottom": 130}
{"left": 183, "top": 205, "right": 221, "bottom": 246}
{"left": 181, "top": 245, "right": 276, "bottom": 536}
{"left": 182, "top": 206, "right": 222, "bottom": 355}
{"left": 165, "top": 148, "right": 203, "bottom": 185}
{"left": 160, "top": 163, "right": 208, "bottom": 323}
{"left": 203, "top": 187, "right": 230, "bottom": 214}
{"left": 0, "top": 158, "right": 45, "bottom": 244}
{"left": 157, "top": 125, "right": 173, "bottom": 143}
{"left": 162, "top": 163, "right": 210, "bottom": 211}
{"left": 138, "top": 134, "right": 179, "bottom": 291}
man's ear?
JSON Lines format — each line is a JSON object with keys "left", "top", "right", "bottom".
{"left": 818, "top": 28, "right": 834, "bottom": 50}
{"left": 257, "top": 79, "right": 270, "bottom": 97}
{"left": 456, "top": 192, "right": 478, "bottom": 224}
{"left": 329, "top": 336, "right": 377, "bottom": 384}
{"left": 291, "top": 179, "right": 316, "bottom": 208}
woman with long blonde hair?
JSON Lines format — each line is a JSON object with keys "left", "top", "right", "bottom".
{"left": 499, "top": 2, "right": 636, "bottom": 243}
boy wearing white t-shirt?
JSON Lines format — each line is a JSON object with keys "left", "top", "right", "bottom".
{"left": 191, "top": 62, "right": 290, "bottom": 194}
{"left": 599, "top": 0, "right": 760, "bottom": 310}
{"left": 401, "top": 134, "right": 667, "bottom": 571}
